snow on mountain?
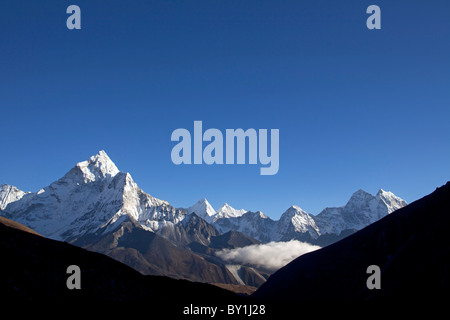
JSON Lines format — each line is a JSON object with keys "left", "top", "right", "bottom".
{"left": 183, "top": 200, "right": 247, "bottom": 223}
{"left": 0, "top": 184, "right": 28, "bottom": 210}
{"left": 185, "top": 198, "right": 216, "bottom": 222}
{"left": 0, "top": 151, "right": 185, "bottom": 241}
{"left": 214, "top": 203, "right": 247, "bottom": 221}
{"left": 213, "top": 211, "right": 275, "bottom": 243}
{"left": 210, "top": 205, "right": 320, "bottom": 243}
{"left": 1, "top": 151, "right": 124, "bottom": 240}
{"left": 314, "top": 188, "right": 407, "bottom": 235}
{"left": 376, "top": 189, "right": 407, "bottom": 213}
{"left": 273, "top": 206, "right": 320, "bottom": 241}
{"left": 189, "top": 190, "right": 406, "bottom": 243}
{"left": 183, "top": 200, "right": 269, "bottom": 240}
{"left": 77, "top": 150, "right": 120, "bottom": 180}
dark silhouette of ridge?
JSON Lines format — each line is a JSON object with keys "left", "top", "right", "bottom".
{"left": 0, "top": 216, "right": 241, "bottom": 303}
{"left": 253, "top": 182, "right": 450, "bottom": 302}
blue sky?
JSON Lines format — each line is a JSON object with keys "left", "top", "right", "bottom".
{"left": 1, "top": 1, "right": 449, "bottom": 219}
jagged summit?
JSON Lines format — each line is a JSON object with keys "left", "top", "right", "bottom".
{"left": 285, "top": 205, "right": 307, "bottom": 215}
{"left": 314, "top": 188, "right": 408, "bottom": 235}
{"left": 185, "top": 200, "right": 248, "bottom": 223}
{"left": 376, "top": 188, "right": 407, "bottom": 213}
{"left": 195, "top": 198, "right": 214, "bottom": 209}
{"left": 276, "top": 206, "right": 320, "bottom": 241}
{"left": 0, "top": 184, "right": 28, "bottom": 210}
{"left": 216, "top": 203, "right": 247, "bottom": 219}
{"left": 376, "top": 188, "right": 399, "bottom": 200}
{"left": 348, "top": 189, "right": 373, "bottom": 201}
{"left": 75, "top": 150, "right": 119, "bottom": 181}
{"left": 277, "top": 206, "right": 311, "bottom": 223}
{"left": 185, "top": 198, "right": 216, "bottom": 222}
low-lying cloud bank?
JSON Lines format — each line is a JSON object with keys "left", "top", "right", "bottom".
{"left": 216, "top": 240, "right": 321, "bottom": 271}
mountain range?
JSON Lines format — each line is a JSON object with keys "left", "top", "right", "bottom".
{"left": 0, "top": 150, "right": 407, "bottom": 290}
{"left": 185, "top": 184, "right": 406, "bottom": 244}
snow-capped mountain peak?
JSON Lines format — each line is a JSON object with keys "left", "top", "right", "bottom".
{"left": 376, "top": 188, "right": 407, "bottom": 213}
{"left": 215, "top": 203, "right": 247, "bottom": 220}
{"left": 75, "top": 150, "right": 119, "bottom": 182}
{"left": 285, "top": 205, "right": 307, "bottom": 216}
{"left": 0, "top": 184, "right": 28, "bottom": 210}
{"left": 347, "top": 189, "right": 374, "bottom": 204}
{"left": 315, "top": 188, "right": 407, "bottom": 235}
{"left": 0, "top": 151, "right": 186, "bottom": 241}
{"left": 276, "top": 206, "right": 320, "bottom": 240}
{"left": 185, "top": 198, "right": 216, "bottom": 222}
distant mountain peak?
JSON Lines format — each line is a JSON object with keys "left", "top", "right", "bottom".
{"left": 315, "top": 188, "right": 407, "bottom": 235}
{"left": 279, "top": 206, "right": 309, "bottom": 221}
{"left": 186, "top": 198, "right": 216, "bottom": 221}
{"left": 376, "top": 188, "right": 407, "bottom": 213}
{"left": 219, "top": 203, "right": 232, "bottom": 209}
{"left": 289, "top": 205, "right": 307, "bottom": 214}
{"left": 376, "top": 188, "right": 396, "bottom": 199}
{"left": 350, "top": 189, "right": 373, "bottom": 199}
{"left": 0, "top": 184, "right": 28, "bottom": 210}
{"left": 216, "top": 203, "right": 247, "bottom": 219}
{"left": 344, "top": 189, "right": 376, "bottom": 210}
{"left": 255, "top": 211, "right": 269, "bottom": 219}
{"left": 275, "top": 206, "right": 319, "bottom": 240}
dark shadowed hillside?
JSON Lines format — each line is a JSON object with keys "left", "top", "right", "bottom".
{"left": 74, "top": 218, "right": 239, "bottom": 284}
{"left": 0, "top": 216, "right": 241, "bottom": 303}
{"left": 253, "top": 182, "right": 450, "bottom": 301}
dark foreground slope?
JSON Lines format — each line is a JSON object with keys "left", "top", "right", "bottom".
{"left": 253, "top": 182, "right": 450, "bottom": 301}
{"left": 0, "top": 216, "right": 240, "bottom": 303}
{"left": 74, "top": 218, "right": 238, "bottom": 285}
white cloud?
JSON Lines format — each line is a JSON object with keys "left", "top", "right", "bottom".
{"left": 215, "top": 240, "right": 321, "bottom": 272}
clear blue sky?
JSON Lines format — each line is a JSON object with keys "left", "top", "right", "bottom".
{"left": 1, "top": 1, "right": 449, "bottom": 219}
